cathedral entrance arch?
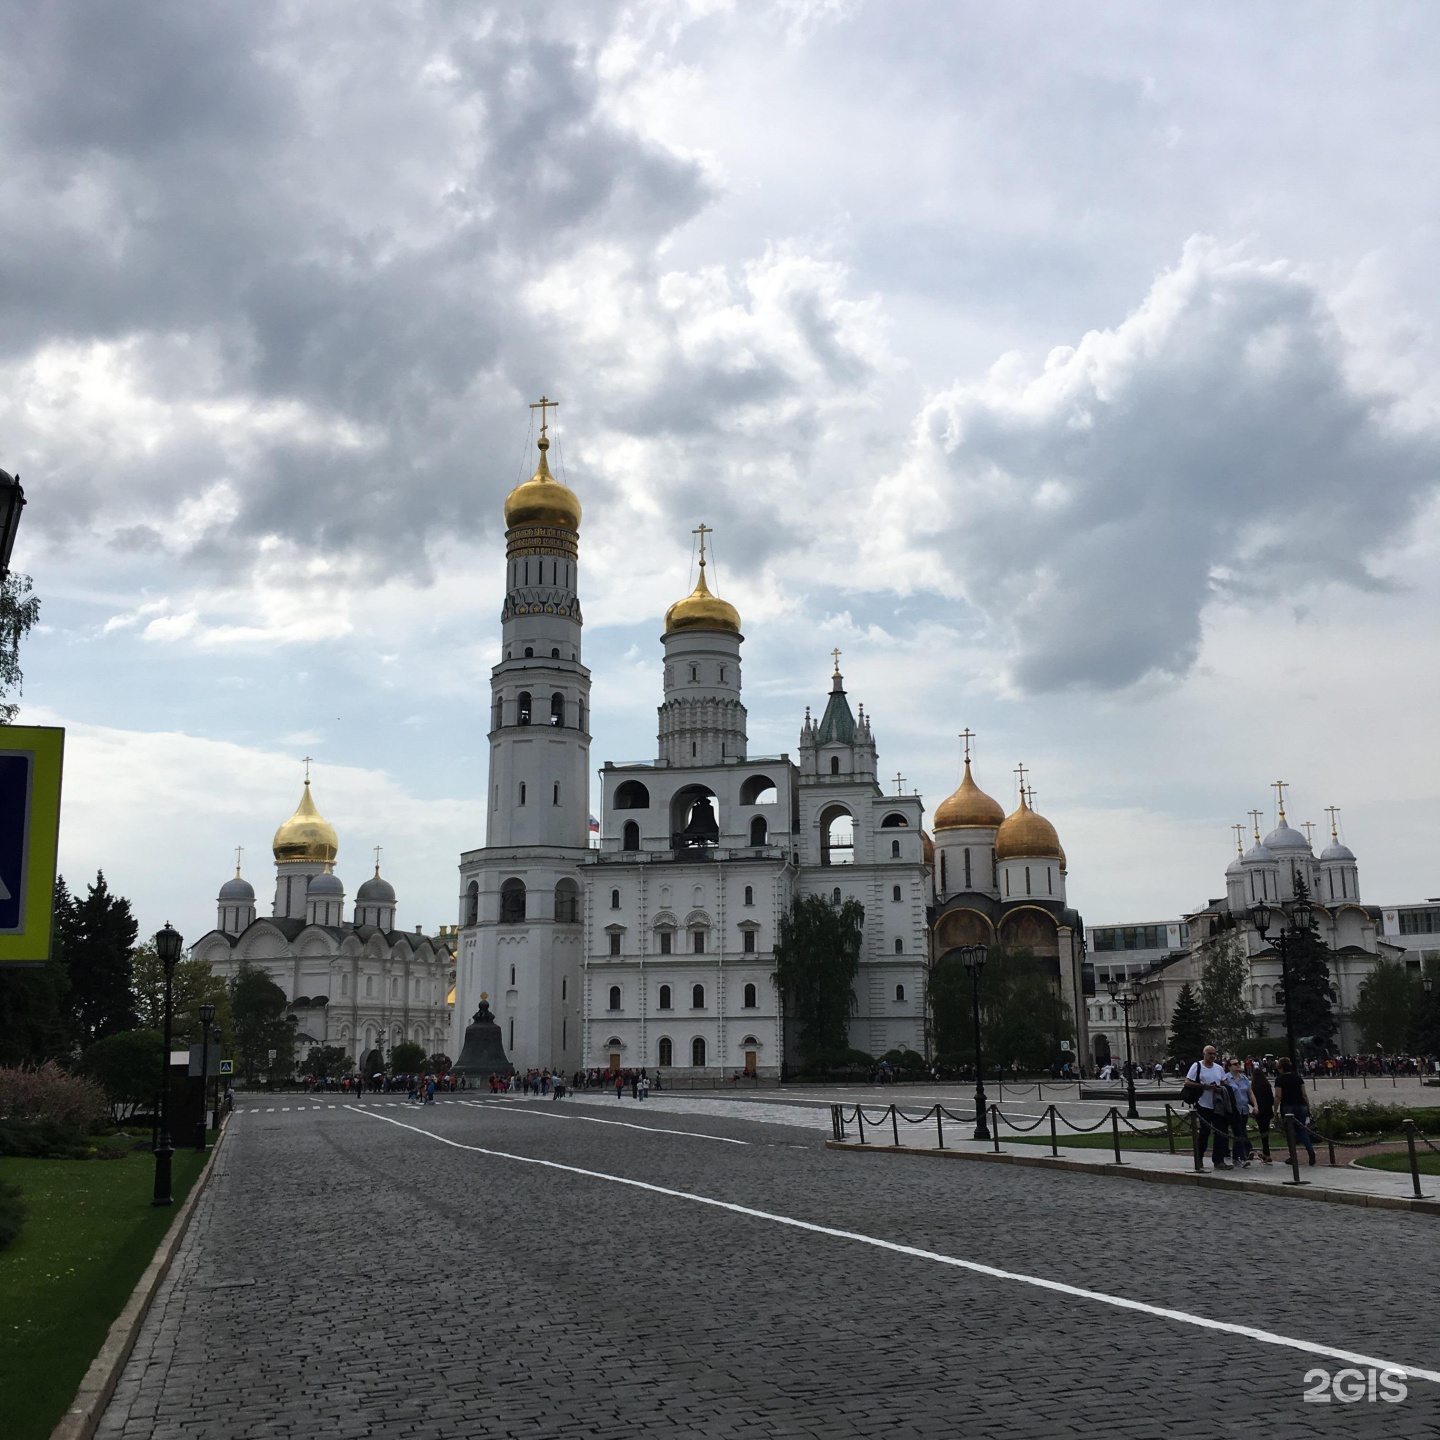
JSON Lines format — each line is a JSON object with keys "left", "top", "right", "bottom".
{"left": 935, "top": 907, "right": 993, "bottom": 954}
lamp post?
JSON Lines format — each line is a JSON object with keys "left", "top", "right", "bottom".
{"left": 0, "top": 469, "right": 26, "bottom": 581}
{"left": 152, "top": 922, "right": 183, "bottom": 1206}
{"left": 195, "top": 1001, "right": 215, "bottom": 1150}
{"left": 1251, "top": 898, "right": 1311, "bottom": 1068}
{"left": 961, "top": 944, "right": 990, "bottom": 1140}
{"left": 1107, "top": 977, "right": 1141, "bottom": 1119}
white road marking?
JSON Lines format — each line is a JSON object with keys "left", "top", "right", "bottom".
{"left": 348, "top": 1106, "right": 1439, "bottom": 1386}
{"left": 265, "top": 1107, "right": 274, "bottom": 1113}
{"left": 462, "top": 1099, "right": 748, "bottom": 1146}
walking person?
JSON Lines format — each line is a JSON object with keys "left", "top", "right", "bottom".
{"left": 1250, "top": 1066, "right": 1275, "bottom": 1164}
{"left": 1274, "top": 1056, "right": 1317, "bottom": 1166}
{"left": 1225, "top": 1059, "right": 1255, "bottom": 1167}
{"left": 1185, "top": 1044, "right": 1232, "bottom": 1171}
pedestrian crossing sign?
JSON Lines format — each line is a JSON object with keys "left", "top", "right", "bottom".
{"left": 0, "top": 726, "right": 64, "bottom": 966}
{"left": 219, "top": 1060, "right": 234, "bottom": 1075}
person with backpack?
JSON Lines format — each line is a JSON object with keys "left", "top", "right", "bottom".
{"left": 1274, "top": 1056, "right": 1316, "bottom": 1166}
{"left": 1184, "top": 1044, "right": 1233, "bottom": 1171}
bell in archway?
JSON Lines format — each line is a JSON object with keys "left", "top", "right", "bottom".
{"left": 454, "top": 995, "right": 513, "bottom": 1075}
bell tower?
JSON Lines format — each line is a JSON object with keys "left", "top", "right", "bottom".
{"left": 454, "top": 398, "right": 591, "bottom": 1072}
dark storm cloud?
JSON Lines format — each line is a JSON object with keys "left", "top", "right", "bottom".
{"left": 0, "top": 1, "right": 719, "bottom": 568}
{"left": 910, "top": 240, "right": 1440, "bottom": 692}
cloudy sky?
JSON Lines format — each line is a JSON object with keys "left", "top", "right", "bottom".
{"left": 5, "top": 0, "right": 1439, "bottom": 943}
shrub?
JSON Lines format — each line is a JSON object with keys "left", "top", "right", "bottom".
{"left": 80, "top": 1030, "right": 164, "bottom": 1120}
{"left": 0, "top": 1061, "right": 109, "bottom": 1132}
{"left": 1310, "top": 1099, "right": 1440, "bottom": 1138}
{"left": 0, "top": 1181, "right": 25, "bottom": 1252}
{"left": 881, "top": 1048, "right": 926, "bottom": 1071}
{"left": 0, "top": 1119, "right": 94, "bottom": 1158}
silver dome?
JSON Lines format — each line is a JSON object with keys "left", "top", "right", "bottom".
{"left": 357, "top": 873, "right": 397, "bottom": 903}
{"left": 1242, "top": 841, "right": 1275, "bottom": 864}
{"left": 218, "top": 875, "right": 255, "bottom": 902}
{"left": 1320, "top": 840, "right": 1356, "bottom": 862}
{"left": 307, "top": 872, "right": 345, "bottom": 896}
{"left": 1262, "top": 822, "right": 1310, "bottom": 853}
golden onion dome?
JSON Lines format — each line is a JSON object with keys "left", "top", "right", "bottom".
{"left": 272, "top": 781, "right": 339, "bottom": 866}
{"left": 933, "top": 760, "right": 1006, "bottom": 832}
{"left": 503, "top": 435, "right": 581, "bottom": 531}
{"left": 995, "top": 791, "right": 1063, "bottom": 861}
{"left": 664, "top": 558, "right": 740, "bottom": 636}
{"left": 921, "top": 830, "right": 935, "bottom": 866}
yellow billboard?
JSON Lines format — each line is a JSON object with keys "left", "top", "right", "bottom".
{"left": 0, "top": 725, "right": 64, "bottom": 965}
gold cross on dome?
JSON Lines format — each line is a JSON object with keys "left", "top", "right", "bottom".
{"left": 693, "top": 523, "right": 712, "bottom": 567}
{"left": 373, "top": 845, "right": 383, "bottom": 875}
{"left": 234, "top": 845, "right": 244, "bottom": 876}
{"left": 1271, "top": 779, "right": 1289, "bottom": 822}
{"left": 831, "top": 647, "right": 842, "bottom": 676}
{"left": 1325, "top": 804, "right": 1341, "bottom": 840}
{"left": 529, "top": 395, "right": 559, "bottom": 436}
{"left": 959, "top": 727, "right": 975, "bottom": 763}
{"left": 1248, "top": 808, "right": 1263, "bottom": 842}
{"left": 1302, "top": 821, "right": 1316, "bottom": 847}
{"left": 302, "top": 755, "right": 313, "bottom": 783}
{"left": 1232, "top": 823, "right": 1245, "bottom": 856}
{"left": 1014, "top": 762, "right": 1028, "bottom": 800}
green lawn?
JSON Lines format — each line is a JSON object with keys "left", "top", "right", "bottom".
{"left": 0, "top": 1143, "right": 211, "bottom": 1440}
{"left": 1354, "top": 1150, "right": 1440, "bottom": 1177}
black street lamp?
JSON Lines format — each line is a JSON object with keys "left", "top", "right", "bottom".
{"left": 0, "top": 469, "right": 26, "bottom": 581}
{"left": 1107, "top": 977, "right": 1141, "bottom": 1119}
{"left": 961, "top": 944, "right": 990, "bottom": 1140}
{"left": 195, "top": 1001, "right": 216, "bottom": 1150}
{"left": 1251, "top": 898, "right": 1311, "bottom": 1068}
{"left": 152, "top": 922, "right": 184, "bottom": 1206}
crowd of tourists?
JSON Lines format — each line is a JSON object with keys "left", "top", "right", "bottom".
{"left": 300, "top": 1072, "right": 468, "bottom": 1095}
{"left": 1182, "top": 1048, "right": 1321, "bottom": 1171}
{"left": 483, "top": 1067, "right": 666, "bottom": 1100}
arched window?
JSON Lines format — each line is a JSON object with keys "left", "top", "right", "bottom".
{"left": 692, "top": 983, "right": 705, "bottom": 1009}
{"left": 499, "top": 878, "right": 526, "bottom": 923}
{"left": 891, "top": 839, "right": 901, "bottom": 858}
{"left": 892, "top": 885, "right": 902, "bottom": 902}
{"left": 610, "top": 889, "right": 620, "bottom": 910}
{"left": 659, "top": 984, "right": 672, "bottom": 1010}
{"left": 550, "top": 692, "right": 565, "bottom": 726}
{"left": 658, "top": 1037, "right": 673, "bottom": 1066}
{"left": 894, "top": 938, "right": 904, "bottom": 954}
{"left": 832, "top": 887, "right": 842, "bottom": 905}
{"left": 895, "top": 983, "right": 906, "bottom": 1001}
{"left": 524, "top": 646, "right": 533, "bottom": 658}
{"left": 749, "top": 816, "right": 768, "bottom": 846}
{"left": 608, "top": 985, "right": 621, "bottom": 1011}
{"left": 744, "top": 885, "right": 754, "bottom": 906}
{"left": 691, "top": 1037, "right": 706, "bottom": 1067}
{"left": 743, "top": 982, "right": 757, "bottom": 1008}
{"left": 493, "top": 695, "right": 503, "bottom": 729}
{"left": 622, "top": 821, "right": 641, "bottom": 852}
{"left": 550, "top": 647, "right": 560, "bottom": 658}
{"left": 509, "top": 964, "right": 516, "bottom": 986}
{"left": 820, "top": 805, "right": 854, "bottom": 866}
{"left": 830, "top": 755, "right": 840, "bottom": 775}
{"left": 517, "top": 691, "right": 532, "bottom": 724}
{"left": 554, "top": 879, "right": 580, "bottom": 924}
{"left": 578, "top": 700, "right": 587, "bottom": 731}
{"left": 465, "top": 880, "right": 479, "bottom": 927}
{"left": 881, "top": 812, "right": 909, "bottom": 828}
{"left": 553, "top": 782, "right": 560, "bottom": 805}
{"left": 614, "top": 780, "right": 650, "bottom": 809}
{"left": 740, "top": 775, "right": 778, "bottom": 805}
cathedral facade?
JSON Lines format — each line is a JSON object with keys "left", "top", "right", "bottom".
{"left": 193, "top": 781, "right": 454, "bottom": 1068}
{"left": 452, "top": 412, "right": 1087, "bottom": 1077}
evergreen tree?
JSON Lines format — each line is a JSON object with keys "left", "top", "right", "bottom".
{"left": 229, "top": 963, "right": 293, "bottom": 1081}
{"left": 772, "top": 893, "right": 864, "bottom": 1066}
{"left": 1281, "top": 881, "right": 1337, "bottom": 1056}
{"left": 1167, "top": 983, "right": 1208, "bottom": 1067}
{"left": 1351, "top": 958, "right": 1416, "bottom": 1055}
{"left": 1197, "top": 933, "right": 1253, "bottom": 1055}
{"left": 63, "top": 871, "right": 139, "bottom": 1047}
{"left": 930, "top": 943, "right": 1071, "bottom": 1070}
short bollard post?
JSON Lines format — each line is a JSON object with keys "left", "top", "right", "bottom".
{"left": 831, "top": 1104, "right": 840, "bottom": 1141}
{"left": 1110, "top": 1108, "right": 1122, "bottom": 1165}
{"left": 1403, "top": 1120, "right": 1425, "bottom": 1198}
{"left": 1165, "top": 1104, "right": 1175, "bottom": 1155}
{"left": 1327, "top": 1134, "right": 1336, "bottom": 1167}
{"left": 1283, "top": 1114, "right": 1308, "bottom": 1186}
{"left": 891, "top": 1104, "right": 900, "bottom": 1147}
{"left": 1049, "top": 1104, "right": 1058, "bottom": 1157}
{"left": 856, "top": 1105, "right": 866, "bottom": 1145}
{"left": 990, "top": 1104, "right": 1000, "bottom": 1152}
{"left": 936, "top": 1104, "right": 945, "bottom": 1150}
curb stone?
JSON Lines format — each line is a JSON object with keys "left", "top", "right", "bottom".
{"left": 825, "top": 1139, "right": 1440, "bottom": 1215}
{"left": 49, "top": 1117, "right": 231, "bottom": 1440}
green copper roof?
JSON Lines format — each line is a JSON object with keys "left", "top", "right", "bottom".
{"left": 816, "top": 679, "right": 855, "bottom": 745}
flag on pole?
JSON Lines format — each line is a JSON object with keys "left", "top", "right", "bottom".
{"left": 588, "top": 815, "right": 600, "bottom": 834}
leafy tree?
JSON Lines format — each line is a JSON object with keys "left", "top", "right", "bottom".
{"left": 1411, "top": 962, "right": 1440, "bottom": 1056}
{"left": 930, "top": 944, "right": 1072, "bottom": 1071}
{"left": 132, "top": 946, "right": 230, "bottom": 1045}
{"left": 427, "top": 1053, "right": 453, "bottom": 1074}
{"left": 389, "top": 1041, "right": 427, "bottom": 1073}
{"left": 0, "top": 572, "right": 40, "bottom": 725}
{"left": 1197, "top": 933, "right": 1253, "bottom": 1055}
{"left": 1352, "top": 960, "right": 1418, "bottom": 1054}
{"left": 81, "top": 1029, "right": 164, "bottom": 1120}
{"left": 303, "top": 1045, "right": 350, "bottom": 1081}
{"left": 1280, "top": 881, "right": 1337, "bottom": 1056}
{"left": 63, "top": 872, "right": 140, "bottom": 1047}
{"left": 772, "top": 893, "right": 864, "bottom": 1066}
{"left": 1167, "top": 983, "right": 1208, "bottom": 1067}
{"left": 229, "top": 963, "right": 293, "bottom": 1081}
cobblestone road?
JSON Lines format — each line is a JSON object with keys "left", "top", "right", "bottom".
{"left": 97, "top": 1096, "right": 1440, "bottom": 1438}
